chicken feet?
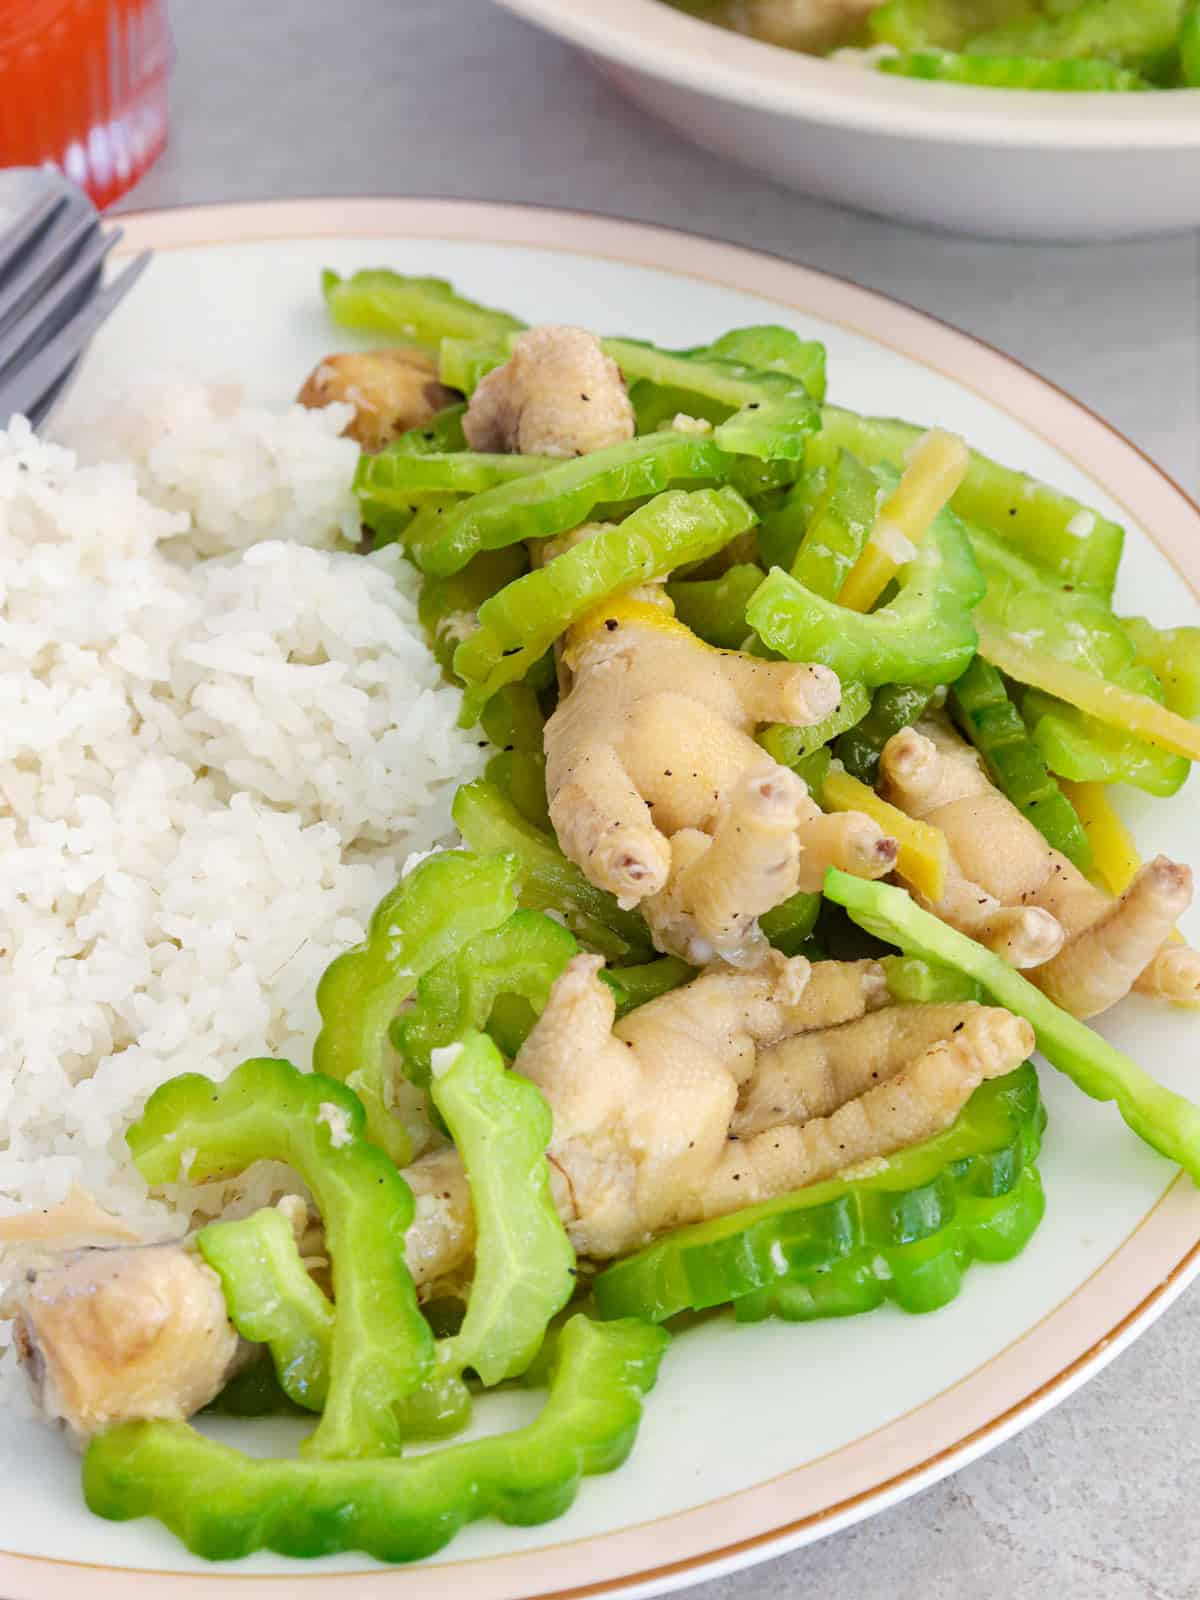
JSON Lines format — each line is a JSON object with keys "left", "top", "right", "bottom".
{"left": 400, "top": 955, "right": 1031, "bottom": 1285}
{"left": 880, "top": 720, "right": 1199, "bottom": 1017}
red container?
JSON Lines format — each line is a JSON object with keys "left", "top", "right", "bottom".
{"left": 1, "top": 0, "right": 170, "bottom": 209}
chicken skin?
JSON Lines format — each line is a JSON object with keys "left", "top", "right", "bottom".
{"left": 297, "top": 347, "right": 457, "bottom": 452}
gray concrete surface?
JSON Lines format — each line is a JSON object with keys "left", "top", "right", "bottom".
{"left": 119, "top": 5, "right": 1200, "bottom": 1595}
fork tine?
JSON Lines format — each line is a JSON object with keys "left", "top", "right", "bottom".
{"left": 0, "top": 250, "right": 151, "bottom": 428}
{"left": 0, "top": 202, "right": 98, "bottom": 338}
{"left": 0, "top": 187, "right": 68, "bottom": 280}
{"left": 26, "top": 354, "right": 82, "bottom": 434}
{"left": 0, "top": 224, "right": 121, "bottom": 379}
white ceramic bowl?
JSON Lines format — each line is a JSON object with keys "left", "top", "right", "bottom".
{"left": 495, "top": 0, "right": 1200, "bottom": 241}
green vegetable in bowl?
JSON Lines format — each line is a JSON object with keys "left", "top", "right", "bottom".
{"left": 1023, "top": 687, "right": 1190, "bottom": 798}
{"left": 603, "top": 337, "right": 821, "bottom": 461}
{"left": 759, "top": 680, "right": 874, "bottom": 768}
{"left": 1121, "top": 615, "right": 1200, "bottom": 718}
{"left": 357, "top": 445, "right": 554, "bottom": 504}
{"left": 430, "top": 1031, "right": 577, "bottom": 1388}
{"left": 880, "top": 49, "right": 1149, "bottom": 88}
{"left": 96, "top": 1023, "right": 662, "bottom": 1562}
{"left": 868, "top": 0, "right": 1044, "bottom": 51}
{"left": 666, "top": 0, "right": 1196, "bottom": 89}
{"left": 975, "top": 618, "right": 1200, "bottom": 762}
{"left": 689, "top": 324, "right": 828, "bottom": 403}
{"left": 417, "top": 546, "right": 528, "bottom": 675}
{"left": 193, "top": 1034, "right": 582, "bottom": 1446}
{"left": 453, "top": 779, "right": 657, "bottom": 963}
{"left": 881, "top": 954, "right": 983, "bottom": 1005}
{"left": 666, "top": 562, "right": 765, "bottom": 648}
{"left": 1183, "top": 0, "right": 1200, "bottom": 80}
{"left": 486, "top": 746, "right": 553, "bottom": 830}
{"left": 600, "top": 954, "right": 697, "bottom": 1014}
{"left": 789, "top": 447, "right": 881, "bottom": 599}
{"left": 966, "top": 0, "right": 1185, "bottom": 77}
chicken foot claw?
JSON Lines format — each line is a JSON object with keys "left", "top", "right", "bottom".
{"left": 880, "top": 721, "right": 1195, "bottom": 1015}
{"left": 548, "top": 737, "right": 672, "bottom": 905}
{"left": 1037, "top": 856, "right": 1194, "bottom": 1018}
{"left": 643, "top": 765, "right": 809, "bottom": 966}
{"left": 545, "top": 610, "right": 894, "bottom": 936}
{"left": 401, "top": 956, "right": 1031, "bottom": 1281}
{"left": 706, "top": 1004, "right": 1035, "bottom": 1214}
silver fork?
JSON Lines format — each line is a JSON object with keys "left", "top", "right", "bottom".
{"left": 0, "top": 171, "right": 151, "bottom": 432}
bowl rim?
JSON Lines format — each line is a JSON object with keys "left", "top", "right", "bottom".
{"left": 494, "top": 0, "right": 1200, "bottom": 148}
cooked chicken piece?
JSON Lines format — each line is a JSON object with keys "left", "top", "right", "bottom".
{"left": 640, "top": 766, "right": 899, "bottom": 967}
{"left": 449, "top": 952, "right": 818, "bottom": 1266}
{"left": 1136, "top": 943, "right": 1200, "bottom": 1007}
{"left": 784, "top": 956, "right": 890, "bottom": 1029}
{"left": 741, "top": 0, "right": 880, "bottom": 53}
{"left": 1036, "top": 857, "right": 1195, "bottom": 1017}
{"left": 406, "top": 952, "right": 813, "bottom": 1277}
{"left": 879, "top": 720, "right": 1200, "bottom": 1016}
{"left": 734, "top": 1001, "right": 993, "bottom": 1136}
{"left": 462, "top": 325, "right": 635, "bottom": 458}
{"left": 6, "top": 1245, "right": 241, "bottom": 1443}
{"left": 297, "top": 348, "right": 457, "bottom": 452}
{"left": 642, "top": 766, "right": 810, "bottom": 967}
{"left": 397, "top": 953, "right": 1023, "bottom": 1285}
{"left": 589, "top": 953, "right": 818, "bottom": 1248}
{"left": 702, "top": 1004, "right": 1033, "bottom": 1216}
{"left": 0, "top": 1184, "right": 141, "bottom": 1249}
{"left": 788, "top": 786, "right": 899, "bottom": 893}
{"left": 544, "top": 604, "right": 893, "bottom": 960}
{"left": 402, "top": 1147, "right": 476, "bottom": 1295}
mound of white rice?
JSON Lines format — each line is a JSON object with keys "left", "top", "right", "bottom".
{"left": 0, "top": 385, "right": 485, "bottom": 1389}
{"left": 64, "top": 376, "right": 364, "bottom": 557}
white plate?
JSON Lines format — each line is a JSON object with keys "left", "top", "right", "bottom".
{"left": 4, "top": 199, "right": 1199, "bottom": 1600}
{"left": 494, "top": 0, "right": 1200, "bottom": 242}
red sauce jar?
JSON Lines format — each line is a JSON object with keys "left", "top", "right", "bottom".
{"left": 1, "top": 0, "right": 170, "bottom": 209}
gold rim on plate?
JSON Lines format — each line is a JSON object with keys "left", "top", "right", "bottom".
{"left": 3, "top": 197, "right": 1197, "bottom": 1600}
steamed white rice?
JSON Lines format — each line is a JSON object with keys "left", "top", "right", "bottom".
{"left": 0, "top": 382, "right": 485, "bottom": 1393}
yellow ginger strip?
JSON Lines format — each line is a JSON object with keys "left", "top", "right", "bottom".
{"left": 976, "top": 620, "right": 1200, "bottom": 762}
{"left": 1060, "top": 780, "right": 1141, "bottom": 896}
{"left": 563, "top": 595, "right": 689, "bottom": 664}
{"left": 822, "top": 764, "right": 949, "bottom": 903}
{"left": 1061, "top": 779, "right": 1186, "bottom": 959}
{"left": 839, "top": 429, "right": 970, "bottom": 613}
